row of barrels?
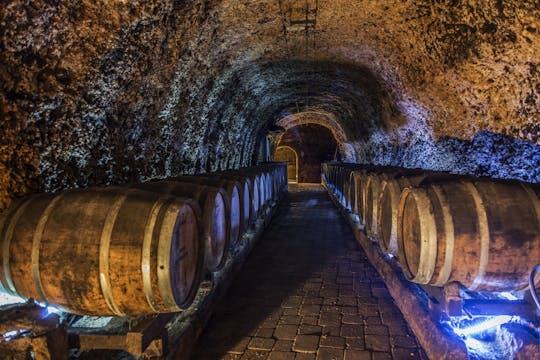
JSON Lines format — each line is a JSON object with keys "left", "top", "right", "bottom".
{"left": 322, "top": 163, "right": 540, "bottom": 292}
{"left": 0, "top": 163, "right": 287, "bottom": 316}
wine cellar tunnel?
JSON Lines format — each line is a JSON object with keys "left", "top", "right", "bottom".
{"left": 1, "top": 1, "right": 540, "bottom": 359}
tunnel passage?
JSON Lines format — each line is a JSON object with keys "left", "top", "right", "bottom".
{"left": 274, "top": 124, "right": 338, "bottom": 183}
{"left": 1, "top": 0, "right": 540, "bottom": 359}
{"left": 193, "top": 185, "right": 426, "bottom": 359}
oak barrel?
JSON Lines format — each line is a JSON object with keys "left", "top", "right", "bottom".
{"left": 0, "top": 187, "right": 203, "bottom": 316}
{"left": 376, "top": 176, "right": 428, "bottom": 256}
{"left": 215, "top": 171, "right": 260, "bottom": 221}
{"left": 135, "top": 181, "right": 230, "bottom": 272}
{"left": 237, "top": 169, "right": 265, "bottom": 215}
{"left": 397, "top": 179, "right": 540, "bottom": 291}
{"left": 172, "top": 176, "right": 244, "bottom": 246}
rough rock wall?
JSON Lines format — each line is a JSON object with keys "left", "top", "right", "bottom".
{"left": 0, "top": 0, "right": 216, "bottom": 210}
{"left": 1, "top": 0, "right": 539, "bottom": 211}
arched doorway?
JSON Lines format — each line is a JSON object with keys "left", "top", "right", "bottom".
{"left": 274, "top": 124, "right": 338, "bottom": 183}
{"left": 274, "top": 146, "right": 298, "bottom": 183}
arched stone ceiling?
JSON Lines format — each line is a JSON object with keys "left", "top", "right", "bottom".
{"left": 1, "top": 0, "right": 539, "bottom": 209}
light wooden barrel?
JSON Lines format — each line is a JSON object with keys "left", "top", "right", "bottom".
{"left": 172, "top": 176, "right": 243, "bottom": 246}
{"left": 135, "top": 181, "right": 230, "bottom": 273}
{"left": 350, "top": 166, "right": 411, "bottom": 225}
{"left": 0, "top": 187, "right": 203, "bottom": 316}
{"left": 364, "top": 173, "right": 392, "bottom": 237}
{"left": 364, "top": 168, "right": 427, "bottom": 237}
{"left": 350, "top": 169, "right": 372, "bottom": 224}
{"left": 397, "top": 179, "right": 540, "bottom": 291}
{"left": 376, "top": 175, "right": 433, "bottom": 256}
{"left": 331, "top": 164, "right": 362, "bottom": 209}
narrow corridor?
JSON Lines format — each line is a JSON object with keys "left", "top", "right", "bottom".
{"left": 192, "top": 185, "right": 426, "bottom": 360}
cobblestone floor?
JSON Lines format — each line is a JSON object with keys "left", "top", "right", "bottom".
{"left": 192, "top": 184, "right": 427, "bottom": 360}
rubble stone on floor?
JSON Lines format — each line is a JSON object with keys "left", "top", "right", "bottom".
{"left": 192, "top": 185, "right": 427, "bottom": 359}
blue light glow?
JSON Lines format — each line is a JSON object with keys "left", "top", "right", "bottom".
{"left": 45, "top": 305, "right": 62, "bottom": 316}
{"left": 453, "top": 315, "right": 513, "bottom": 336}
{"left": 3, "top": 330, "right": 20, "bottom": 341}
{"left": 499, "top": 292, "right": 518, "bottom": 301}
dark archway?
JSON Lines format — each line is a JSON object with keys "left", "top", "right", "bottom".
{"left": 275, "top": 124, "right": 338, "bottom": 183}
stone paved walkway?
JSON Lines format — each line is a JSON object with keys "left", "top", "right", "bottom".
{"left": 192, "top": 185, "right": 426, "bottom": 360}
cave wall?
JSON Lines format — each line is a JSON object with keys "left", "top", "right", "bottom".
{"left": 1, "top": 0, "right": 539, "bottom": 211}
{"left": 277, "top": 124, "right": 337, "bottom": 183}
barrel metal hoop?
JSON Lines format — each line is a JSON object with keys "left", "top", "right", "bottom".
{"left": 2, "top": 197, "right": 34, "bottom": 295}
{"left": 431, "top": 185, "right": 455, "bottom": 287}
{"left": 31, "top": 193, "right": 65, "bottom": 303}
{"left": 99, "top": 193, "right": 128, "bottom": 316}
{"left": 465, "top": 182, "right": 490, "bottom": 291}
{"left": 142, "top": 196, "right": 168, "bottom": 312}
{"left": 157, "top": 199, "right": 182, "bottom": 311}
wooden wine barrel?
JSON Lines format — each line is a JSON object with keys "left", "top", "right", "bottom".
{"left": 331, "top": 164, "right": 363, "bottom": 209}
{"left": 259, "top": 162, "right": 287, "bottom": 197}
{"left": 376, "top": 175, "right": 434, "bottom": 256}
{"left": 364, "top": 173, "right": 391, "bottom": 236}
{"left": 215, "top": 171, "right": 260, "bottom": 221}
{"left": 397, "top": 179, "right": 540, "bottom": 291}
{"left": 239, "top": 169, "right": 265, "bottom": 214}
{"left": 171, "top": 176, "right": 243, "bottom": 246}
{"left": 364, "top": 168, "right": 428, "bottom": 237}
{"left": 350, "top": 169, "right": 371, "bottom": 224}
{"left": 135, "top": 181, "right": 230, "bottom": 272}
{"left": 258, "top": 172, "right": 268, "bottom": 208}
{"left": 0, "top": 187, "right": 203, "bottom": 316}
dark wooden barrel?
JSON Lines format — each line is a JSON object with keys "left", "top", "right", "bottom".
{"left": 214, "top": 172, "right": 260, "bottom": 222}
{"left": 135, "top": 181, "right": 230, "bottom": 273}
{"left": 237, "top": 169, "right": 265, "bottom": 215}
{"left": 171, "top": 176, "right": 243, "bottom": 246}
{"left": 259, "top": 162, "right": 287, "bottom": 198}
{"left": 257, "top": 172, "right": 267, "bottom": 209}
{"left": 397, "top": 179, "right": 540, "bottom": 291}
{"left": 0, "top": 187, "right": 203, "bottom": 316}
{"left": 264, "top": 172, "right": 273, "bottom": 203}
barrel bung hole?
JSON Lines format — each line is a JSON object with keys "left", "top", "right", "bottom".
{"left": 402, "top": 195, "right": 422, "bottom": 276}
